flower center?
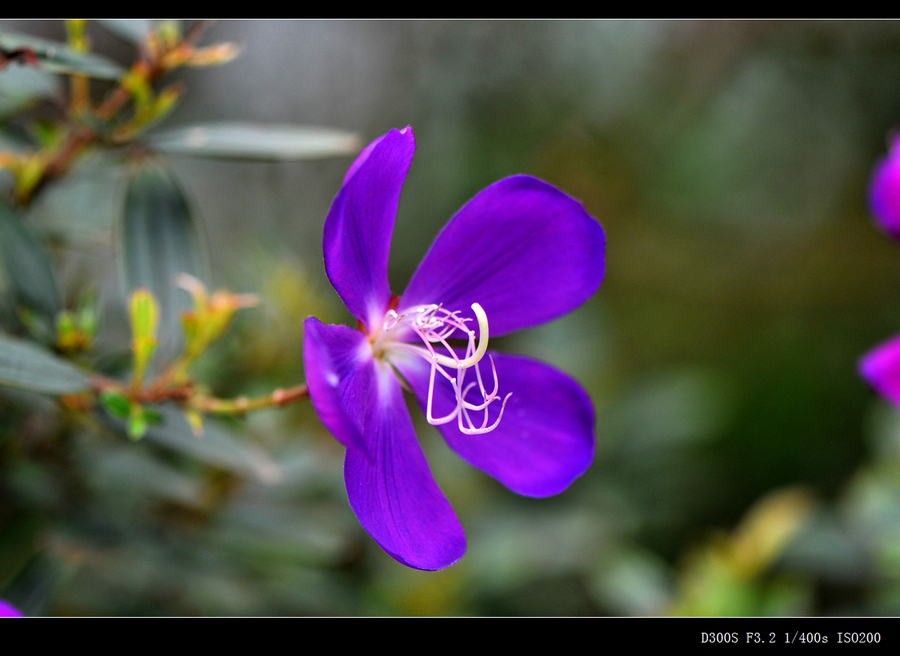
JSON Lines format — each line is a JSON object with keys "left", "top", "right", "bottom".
{"left": 371, "top": 302, "right": 511, "bottom": 435}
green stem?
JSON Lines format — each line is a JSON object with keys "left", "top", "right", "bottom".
{"left": 89, "top": 374, "right": 310, "bottom": 416}
{"left": 191, "top": 384, "right": 309, "bottom": 415}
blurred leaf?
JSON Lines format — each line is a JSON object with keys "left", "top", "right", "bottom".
{"left": 116, "top": 79, "right": 184, "bottom": 143}
{"left": 781, "top": 510, "right": 871, "bottom": 585}
{"left": 89, "top": 441, "right": 205, "bottom": 507}
{"left": 120, "top": 160, "right": 208, "bottom": 365}
{"left": 0, "top": 202, "right": 60, "bottom": 323}
{"left": 177, "top": 274, "right": 258, "bottom": 366}
{"left": 667, "top": 546, "right": 760, "bottom": 617}
{"left": 128, "top": 289, "right": 159, "bottom": 385}
{"left": 1, "top": 552, "right": 72, "bottom": 617}
{"left": 0, "top": 32, "right": 124, "bottom": 80}
{"left": 65, "top": 20, "right": 89, "bottom": 54}
{"left": 651, "top": 54, "right": 856, "bottom": 237}
{"left": 98, "top": 20, "right": 154, "bottom": 46}
{"left": 77, "top": 293, "right": 97, "bottom": 337}
{"left": 140, "top": 405, "right": 282, "bottom": 484}
{"left": 55, "top": 292, "right": 97, "bottom": 354}
{"left": 590, "top": 548, "right": 674, "bottom": 616}
{"left": 100, "top": 389, "right": 131, "bottom": 419}
{"left": 0, "top": 64, "right": 59, "bottom": 119}
{"left": 120, "top": 69, "right": 153, "bottom": 110}
{"left": 214, "top": 500, "right": 351, "bottom": 565}
{"left": 26, "top": 152, "right": 121, "bottom": 243}
{"left": 667, "top": 488, "right": 815, "bottom": 616}
{"left": 181, "top": 43, "right": 240, "bottom": 68}
{"left": 147, "top": 123, "right": 362, "bottom": 161}
{"left": 155, "top": 20, "right": 182, "bottom": 48}
{"left": 127, "top": 403, "right": 149, "bottom": 441}
{"left": 730, "top": 487, "right": 815, "bottom": 578}
{"left": 0, "top": 331, "right": 90, "bottom": 394}
{"left": 610, "top": 369, "right": 737, "bottom": 453}
{"left": 469, "top": 508, "right": 607, "bottom": 590}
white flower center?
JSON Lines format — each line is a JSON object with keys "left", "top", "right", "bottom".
{"left": 372, "top": 302, "right": 511, "bottom": 435}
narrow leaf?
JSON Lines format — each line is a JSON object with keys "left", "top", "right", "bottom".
{"left": 127, "top": 403, "right": 148, "bottom": 440}
{"left": 0, "top": 202, "right": 60, "bottom": 322}
{"left": 0, "top": 331, "right": 91, "bottom": 394}
{"left": 0, "top": 32, "right": 124, "bottom": 80}
{"left": 98, "top": 20, "right": 154, "bottom": 46}
{"left": 147, "top": 123, "right": 362, "bottom": 161}
{"left": 129, "top": 289, "right": 159, "bottom": 341}
{"left": 129, "top": 290, "right": 160, "bottom": 386}
{"left": 0, "top": 64, "right": 59, "bottom": 119}
{"left": 120, "top": 160, "right": 208, "bottom": 365}
{"left": 100, "top": 389, "right": 132, "bottom": 419}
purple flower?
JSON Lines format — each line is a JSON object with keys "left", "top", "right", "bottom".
{"left": 862, "top": 136, "right": 900, "bottom": 402}
{"left": 0, "top": 600, "right": 23, "bottom": 617}
{"left": 870, "top": 135, "right": 900, "bottom": 241}
{"left": 860, "top": 334, "right": 900, "bottom": 408}
{"left": 304, "top": 127, "right": 605, "bottom": 570}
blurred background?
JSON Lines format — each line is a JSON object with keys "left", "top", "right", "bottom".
{"left": 3, "top": 19, "right": 900, "bottom": 616}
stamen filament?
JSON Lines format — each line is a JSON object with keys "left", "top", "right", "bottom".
{"left": 429, "top": 303, "right": 489, "bottom": 369}
{"left": 375, "top": 300, "right": 511, "bottom": 435}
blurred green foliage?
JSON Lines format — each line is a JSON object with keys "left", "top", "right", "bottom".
{"left": 3, "top": 19, "right": 900, "bottom": 616}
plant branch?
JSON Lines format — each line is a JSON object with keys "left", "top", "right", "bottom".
{"left": 192, "top": 384, "right": 310, "bottom": 415}
{"left": 89, "top": 373, "right": 309, "bottom": 417}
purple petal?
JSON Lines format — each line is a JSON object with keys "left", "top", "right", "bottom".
{"left": 324, "top": 127, "right": 415, "bottom": 328}
{"left": 0, "top": 600, "right": 22, "bottom": 617}
{"left": 870, "top": 137, "right": 900, "bottom": 241}
{"left": 302, "top": 317, "right": 373, "bottom": 456}
{"left": 860, "top": 332, "right": 900, "bottom": 407}
{"left": 400, "top": 175, "right": 605, "bottom": 337}
{"left": 345, "top": 364, "right": 466, "bottom": 570}
{"left": 398, "top": 351, "right": 595, "bottom": 497}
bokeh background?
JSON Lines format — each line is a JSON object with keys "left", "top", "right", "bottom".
{"left": 4, "top": 19, "right": 900, "bottom": 616}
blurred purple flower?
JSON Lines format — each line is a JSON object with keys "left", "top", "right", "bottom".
{"left": 860, "top": 333, "right": 900, "bottom": 408}
{"left": 304, "top": 127, "right": 606, "bottom": 570}
{"left": 862, "top": 135, "right": 900, "bottom": 403}
{"left": 869, "top": 135, "right": 900, "bottom": 240}
{"left": 0, "top": 600, "right": 22, "bottom": 617}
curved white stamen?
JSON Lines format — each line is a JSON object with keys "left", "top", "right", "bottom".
{"left": 458, "top": 382, "right": 512, "bottom": 435}
{"left": 375, "top": 300, "right": 510, "bottom": 435}
{"left": 425, "top": 355, "right": 461, "bottom": 426}
{"left": 428, "top": 303, "right": 489, "bottom": 369}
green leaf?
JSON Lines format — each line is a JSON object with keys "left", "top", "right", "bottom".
{"left": 0, "top": 331, "right": 91, "bottom": 394}
{"left": 129, "top": 289, "right": 159, "bottom": 341}
{"left": 0, "top": 64, "right": 60, "bottom": 119}
{"left": 0, "top": 202, "right": 61, "bottom": 323}
{"left": 0, "top": 32, "right": 125, "bottom": 81}
{"left": 26, "top": 152, "right": 122, "bottom": 243}
{"left": 100, "top": 389, "right": 131, "bottom": 419}
{"left": 142, "top": 407, "right": 163, "bottom": 424}
{"left": 146, "top": 123, "right": 362, "bottom": 161}
{"left": 128, "top": 288, "right": 159, "bottom": 384}
{"left": 127, "top": 404, "right": 148, "bottom": 440}
{"left": 120, "top": 160, "right": 208, "bottom": 364}
{"left": 98, "top": 20, "right": 155, "bottom": 45}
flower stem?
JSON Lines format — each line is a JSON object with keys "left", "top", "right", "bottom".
{"left": 191, "top": 384, "right": 310, "bottom": 415}
{"left": 89, "top": 373, "right": 309, "bottom": 417}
